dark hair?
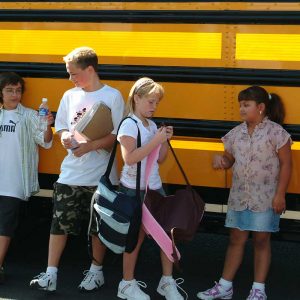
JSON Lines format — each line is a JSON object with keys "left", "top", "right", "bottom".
{"left": 0, "top": 72, "right": 25, "bottom": 104}
{"left": 238, "top": 86, "right": 285, "bottom": 125}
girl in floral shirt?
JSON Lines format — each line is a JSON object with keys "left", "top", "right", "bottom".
{"left": 197, "top": 86, "right": 292, "bottom": 300}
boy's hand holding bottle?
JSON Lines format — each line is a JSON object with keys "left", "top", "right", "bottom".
{"left": 46, "top": 112, "right": 54, "bottom": 127}
{"left": 38, "top": 98, "right": 54, "bottom": 130}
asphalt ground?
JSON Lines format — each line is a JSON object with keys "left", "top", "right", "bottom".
{"left": 0, "top": 223, "right": 300, "bottom": 300}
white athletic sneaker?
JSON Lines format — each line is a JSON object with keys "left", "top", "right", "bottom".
{"left": 197, "top": 282, "right": 233, "bottom": 300}
{"left": 157, "top": 277, "right": 187, "bottom": 300}
{"left": 246, "top": 288, "right": 267, "bottom": 300}
{"left": 78, "top": 270, "right": 104, "bottom": 292}
{"left": 117, "top": 279, "right": 150, "bottom": 300}
{"left": 30, "top": 272, "right": 57, "bottom": 292}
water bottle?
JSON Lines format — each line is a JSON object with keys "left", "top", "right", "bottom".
{"left": 38, "top": 98, "right": 49, "bottom": 131}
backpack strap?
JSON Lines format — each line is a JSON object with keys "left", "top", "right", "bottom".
{"left": 103, "top": 116, "right": 141, "bottom": 200}
{"left": 87, "top": 192, "right": 98, "bottom": 261}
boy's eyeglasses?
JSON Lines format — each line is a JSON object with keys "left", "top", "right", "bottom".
{"left": 3, "top": 88, "right": 22, "bottom": 95}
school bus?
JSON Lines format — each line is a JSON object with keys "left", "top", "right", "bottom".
{"left": 0, "top": 1, "right": 300, "bottom": 238}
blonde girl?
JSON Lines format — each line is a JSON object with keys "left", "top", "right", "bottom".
{"left": 117, "top": 78, "right": 184, "bottom": 300}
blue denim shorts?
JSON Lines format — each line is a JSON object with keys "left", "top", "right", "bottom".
{"left": 225, "top": 208, "right": 280, "bottom": 232}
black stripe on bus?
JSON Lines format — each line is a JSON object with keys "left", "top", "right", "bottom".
{"left": 1, "top": 1, "right": 299, "bottom": 2}
{"left": 1, "top": 9, "right": 300, "bottom": 24}
{"left": 2, "top": 62, "right": 300, "bottom": 87}
{"left": 153, "top": 118, "right": 300, "bottom": 141}
{"left": 40, "top": 115, "right": 300, "bottom": 141}
{"left": 1, "top": 0, "right": 299, "bottom": 2}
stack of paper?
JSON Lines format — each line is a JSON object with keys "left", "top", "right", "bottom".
{"left": 75, "top": 102, "right": 113, "bottom": 141}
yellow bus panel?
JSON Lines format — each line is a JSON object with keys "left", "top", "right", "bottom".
{"left": 236, "top": 33, "right": 300, "bottom": 62}
{"left": 0, "top": 29, "right": 222, "bottom": 60}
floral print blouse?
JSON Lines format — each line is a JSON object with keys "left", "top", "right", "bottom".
{"left": 222, "top": 118, "right": 291, "bottom": 212}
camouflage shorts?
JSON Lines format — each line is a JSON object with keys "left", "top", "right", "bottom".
{"left": 50, "top": 182, "right": 97, "bottom": 235}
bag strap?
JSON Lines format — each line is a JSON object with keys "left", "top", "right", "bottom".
{"left": 145, "top": 139, "right": 191, "bottom": 189}
{"left": 104, "top": 116, "right": 141, "bottom": 199}
{"left": 170, "top": 228, "right": 181, "bottom": 271}
{"left": 87, "top": 192, "right": 97, "bottom": 261}
{"left": 167, "top": 139, "right": 191, "bottom": 186}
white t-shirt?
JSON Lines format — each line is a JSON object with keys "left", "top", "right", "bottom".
{"left": 55, "top": 85, "right": 125, "bottom": 186}
{"left": 0, "top": 110, "right": 24, "bottom": 199}
{"left": 117, "top": 114, "right": 162, "bottom": 190}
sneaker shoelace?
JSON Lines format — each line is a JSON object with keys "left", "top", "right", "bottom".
{"left": 33, "top": 272, "right": 50, "bottom": 280}
{"left": 164, "top": 278, "right": 188, "bottom": 300}
{"left": 136, "top": 280, "right": 147, "bottom": 289}
{"left": 175, "top": 278, "right": 189, "bottom": 300}
{"left": 133, "top": 280, "right": 148, "bottom": 294}
{"left": 32, "top": 272, "right": 55, "bottom": 288}
{"left": 121, "top": 280, "right": 147, "bottom": 296}
{"left": 80, "top": 270, "right": 98, "bottom": 284}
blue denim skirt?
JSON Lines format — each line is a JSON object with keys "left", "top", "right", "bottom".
{"left": 225, "top": 208, "right": 280, "bottom": 232}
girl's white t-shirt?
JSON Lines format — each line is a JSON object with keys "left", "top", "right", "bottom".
{"left": 117, "top": 114, "right": 162, "bottom": 190}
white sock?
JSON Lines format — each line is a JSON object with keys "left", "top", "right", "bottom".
{"left": 162, "top": 275, "right": 173, "bottom": 282}
{"left": 253, "top": 282, "right": 265, "bottom": 291}
{"left": 46, "top": 266, "right": 58, "bottom": 274}
{"left": 90, "top": 263, "right": 102, "bottom": 273}
{"left": 219, "top": 278, "right": 232, "bottom": 289}
{"left": 122, "top": 279, "right": 135, "bottom": 284}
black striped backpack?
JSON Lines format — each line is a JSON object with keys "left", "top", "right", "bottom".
{"left": 88, "top": 117, "right": 142, "bottom": 254}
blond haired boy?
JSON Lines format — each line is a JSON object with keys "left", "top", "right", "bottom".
{"left": 30, "top": 47, "right": 124, "bottom": 292}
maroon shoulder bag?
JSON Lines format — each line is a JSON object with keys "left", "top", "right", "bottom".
{"left": 144, "top": 140, "right": 205, "bottom": 259}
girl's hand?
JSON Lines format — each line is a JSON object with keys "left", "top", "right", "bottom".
{"left": 154, "top": 127, "right": 168, "bottom": 144}
{"left": 272, "top": 193, "right": 286, "bottom": 214}
{"left": 165, "top": 126, "right": 173, "bottom": 140}
{"left": 212, "top": 154, "right": 228, "bottom": 169}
